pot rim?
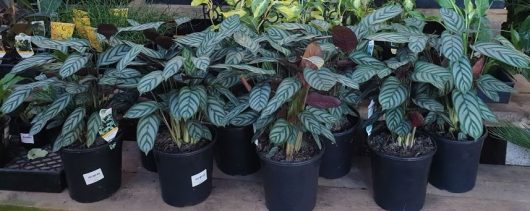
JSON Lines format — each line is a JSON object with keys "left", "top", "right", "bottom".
{"left": 154, "top": 138, "right": 216, "bottom": 158}
{"left": 429, "top": 126, "right": 488, "bottom": 145}
{"left": 258, "top": 146, "right": 325, "bottom": 167}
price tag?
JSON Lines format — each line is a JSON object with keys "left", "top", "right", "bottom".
{"left": 20, "top": 133, "right": 34, "bottom": 144}
{"left": 99, "top": 108, "right": 118, "bottom": 142}
{"left": 83, "top": 168, "right": 104, "bottom": 185}
{"left": 191, "top": 169, "right": 207, "bottom": 187}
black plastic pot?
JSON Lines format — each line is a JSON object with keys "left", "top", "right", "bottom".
{"left": 370, "top": 136, "right": 436, "bottom": 211}
{"left": 259, "top": 148, "right": 324, "bottom": 211}
{"left": 214, "top": 125, "right": 260, "bottom": 176}
{"left": 477, "top": 70, "right": 515, "bottom": 104}
{"left": 154, "top": 140, "right": 215, "bottom": 207}
{"left": 140, "top": 150, "right": 157, "bottom": 172}
{"left": 8, "top": 116, "right": 60, "bottom": 149}
{"left": 0, "top": 116, "right": 10, "bottom": 166}
{"left": 60, "top": 139, "right": 123, "bottom": 203}
{"left": 319, "top": 116, "right": 360, "bottom": 179}
{"left": 429, "top": 129, "right": 487, "bottom": 193}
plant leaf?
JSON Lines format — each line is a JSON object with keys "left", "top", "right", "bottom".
{"left": 124, "top": 101, "right": 159, "bottom": 118}
{"left": 441, "top": 31, "right": 464, "bottom": 61}
{"left": 452, "top": 91, "right": 483, "bottom": 139}
{"left": 249, "top": 83, "right": 271, "bottom": 111}
{"left": 61, "top": 107, "right": 85, "bottom": 135}
{"left": 177, "top": 86, "right": 201, "bottom": 120}
{"left": 230, "top": 110, "right": 259, "bottom": 127}
{"left": 378, "top": 76, "right": 407, "bottom": 110}
{"left": 269, "top": 119, "right": 296, "bottom": 145}
{"left": 451, "top": 57, "right": 473, "bottom": 93}
{"left": 385, "top": 107, "right": 404, "bottom": 132}
{"left": 117, "top": 45, "right": 142, "bottom": 71}
{"left": 361, "top": 5, "right": 403, "bottom": 26}
{"left": 440, "top": 8, "right": 465, "bottom": 33}
{"left": 86, "top": 111, "right": 101, "bottom": 147}
{"left": 471, "top": 42, "right": 530, "bottom": 68}
{"left": 303, "top": 68, "right": 337, "bottom": 91}
{"left": 1, "top": 86, "right": 32, "bottom": 113}
{"left": 162, "top": 56, "right": 183, "bottom": 79}
{"left": 413, "top": 97, "right": 444, "bottom": 112}
{"left": 261, "top": 77, "right": 301, "bottom": 116}
{"left": 11, "top": 54, "right": 55, "bottom": 74}
{"left": 137, "top": 114, "right": 160, "bottom": 154}
{"left": 59, "top": 54, "right": 89, "bottom": 78}
{"left": 137, "top": 71, "right": 164, "bottom": 94}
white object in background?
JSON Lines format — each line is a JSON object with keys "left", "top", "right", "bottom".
{"left": 506, "top": 142, "right": 530, "bottom": 166}
{"left": 14, "top": 34, "right": 34, "bottom": 58}
{"left": 83, "top": 168, "right": 105, "bottom": 185}
{"left": 191, "top": 169, "right": 207, "bottom": 187}
{"left": 20, "top": 133, "right": 35, "bottom": 144}
{"left": 367, "top": 40, "right": 375, "bottom": 55}
{"left": 366, "top": 100, "right": 375, "bottom": 136}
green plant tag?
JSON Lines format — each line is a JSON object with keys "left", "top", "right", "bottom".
{"left": 27, "top": 148, "right": 48, "bottom": 160}
{"left": 98, "top": 108, "right": 118, "bottom": 142}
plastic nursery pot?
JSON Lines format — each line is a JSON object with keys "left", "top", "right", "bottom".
{"left": 319, "top": 115, "right": 360, "bottom": 179}
{"left": 259, "top": 148, "right": 325, "bottom": 211}
{"left": 214, "top": 125, "right": 260, "bottom": 176}
{"left": 0, "top": 116, "right": 10, "bottom": 165}
{"left": 429, "top": 128, "right": 487, "bottom": 193}
{"left": 370, "top": 136, "right": 436, "bottom": 211}
{"left": 60, "top": 139, "right": 123, "bottom": 203}
{"left": 140, "top": 150, "right": 157, "bottom": 172}
{"left": 154, "top": 140, "right": 215, "bottom": 207}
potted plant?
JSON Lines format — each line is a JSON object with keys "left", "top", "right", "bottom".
{"left": 346, "top": 4, "right": 439, "bottom": 210}
{"left": 0, "top": 73, "right": 23, "bottom": 165}
{"left": 365, "top": 0, "right": 529, "bottom": 194}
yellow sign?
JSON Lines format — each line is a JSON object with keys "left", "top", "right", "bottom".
{"left": 110, "top": 8, "right": 128, "bottom": 19}
{"left": 73, "top": 9, "right": 91, "bottom": 38}
{"left": 50, "top": 22, "right": 75, "bottom": 40}
{"left": 84, "top": 26, "right": 102, "bottom": 52}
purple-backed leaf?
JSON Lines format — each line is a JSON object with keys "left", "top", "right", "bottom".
{"left": 306, "top": 92, "right": 341, "bottom": 109}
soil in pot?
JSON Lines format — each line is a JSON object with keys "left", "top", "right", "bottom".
{"left": 429, "top": 128, "right": 487, "bottom": 193}
{"left": 60, "top": 137, "right": 123, "bottom": 203}
{"left": 369, "top": 132, "right": 436, "bottom": 211}
{"left": 214, "top": 125, "right": 260, "bottom": 176}
{"left": 154, "top": 131, "right": 215, "bottom": 207}
{"left": 257, "top": 135, "right": 323, "bottom": 211}
{"left": 319, "top": 115, "right": 360, "bottom": 179}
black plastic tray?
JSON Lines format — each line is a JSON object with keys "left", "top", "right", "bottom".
{"left": 0, "top": 143, "right": 66, "bottom": 193}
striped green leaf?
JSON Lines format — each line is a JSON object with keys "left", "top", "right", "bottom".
{"left": 175, "top": 17, "right": 191, "bottom": 26}
{"left": 307, "top": 106, "right": 337, "bottom": 125}
{"left": 452, "top": 91, "right": 483, "bottom": 139}
{"left": 177, "top": 86, "right": 201, "bottom": 120}
{"left": 187, "top": 120, "right": 212, "bottom": 141}
{"left": 303, "top": 68, "right": 337, "bottom": 91}
{"left": 65, "top": 83, "right": 89, "bottom": 94}
{"left": 53, "top": 124, "right": 82, "bottom": 152}
{"left": 385, "top": 107, "right": 404, "bottom": 132}
{"left": 124, "top": 101, "right": 159, "bottom": 118}
{"left": 477, "top": 74, "right": 514, "bottom": 92}
{"left": 350, "top": 64, "right": 379, "bottom": 83}
{"left": 86, "top": 111, "right": 101, "bottom": 147}
{"left": 361, "top": 5, "right": 403, "bottom": 26}
{"left": 451, "top": 57, "right": 473, "bottom": 93}
{"left": 335, "top": 73, "right": 360, "bottom": 89}
{"left": 299, "top": 111, "right": 322, "bottom": 135}
{"left": 366, "top": 32, "right": 410, "bottom": 43}
{"left": 59, "top": 54, "right": 89, "bottom": 78}
{"left": 117, "top": 45, "right": 142, "bottom": 71}
{"left": 206, "top": 96, "right": 226, "bottom": 127}
{"left": 169, "top": 92, "right": 180, "bottom": 119}
{"left": 411, "top": 61, "right": 452, "bottom": 90}
{"left": 1, "top": 86, "right": 32, "bottom": 113}
{"left": 349, "top": 51, "right": 386, "bottom": 66}
{"left": 476, "top": 96, "right": 497, "bottom": 122}
{"left": 249, "top": 83, "right": 271, "bottom": 112}
{"left": 225, "top": 50, "right": 245, "bottom": 65}
{"left": 254, "top": 114, "right": 273, "bottom": 130}
{"left": 471, "top": 42, "right": 530, "bottom": 68}
{"left": 393, "top": 121, "right": 412, "bottom": 136}
{"left": 224, "top": 100, "right": 250, "bottom": 123}
{"left": 440, "top": 8, "right": 465, "bottom": 33}
{"left": 11, "top": 54, "right": 55, "bottom": 74}
{"left": 269, "top": 119, "right": 296, "bottom": 145}
{"left": 267, "top": 27, "right": 290, "bottom": 42}
{"left": 104, "top": 68, "right": 141, "bottom": 79}
{"left": 385, "top": 57, "right": 409, "bottom": 70}
{"left": 234, "top": 32, "right": 259, "bottom": 55}
{"left": 441, "top": 31, "right": 464, "bottom": 61}
{"left": 230, "top": 111, "right": 259, "bottom": 127}
{"left": 413, "top": 97, "right": 444, "bottom": 112}
{"left": 261, "top": 77, "right": 301, "bottom": 116}
{"left": 197, "top": 30, "right": 219, "bottom": 57}
{"left": 41, "top": 94, "right": 73, "bottom": 124}
{"left": 219, "top": 15, "right": 241, "bottom": 39}
{"left": 210, "top": 64, "right": 275, "bottom": 75}
{"left": 193, "top": 56, "right": 210, "bottom": 71}
{"left": 379, "top": 76, "right": 407, "bottom": 110}
{"left": 61, "top": 107, "right": 85, "bottom": 135}
{"left": 408, "top": 35, "right": 428, "bottom": 53}
{"left": 162, "top": 56, "right": 183, "bottom": 79}
{"left": 320, "top": 127, "right": 335, "bottom": 143}
{"left": 137, "top": 71, "right": 164, "bottom": 94}
{"left": 176, "top": 32, "right": 205, "bottom": 47}
{"left": 137, "top": 114, "right": 160, "bottom": 154}
{"left": 97, "top": 44, "right": 130, "bottom": 66}
{"left": 118, "top": 22, "right": 164, "bottom": 32}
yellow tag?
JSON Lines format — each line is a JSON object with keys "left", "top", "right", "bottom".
{"left": 50, "top": 22, "right": 75, "bottom": 40}
{"left": 110, "top": 8, "right": 128, "bottom": 18}
{"left": 84, "top": 26, "right": 102, "bottom": 52}
{"left": 72, "top": 9, "right": 91, "bottom": 38}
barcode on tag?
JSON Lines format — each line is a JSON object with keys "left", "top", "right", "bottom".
{"left": 20, "top": 133, "right": 34, "bottom": 144}
{"left": 83, "top": 168, "right": 105, "bottom": 185}
{"left": 191, "top": 169, "right": 207, "bottom": 187}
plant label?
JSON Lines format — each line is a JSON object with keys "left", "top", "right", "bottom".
{"left": 20, "top": 133, "right": 34, "bottom": 144}
{"left": 14, "top": 34, "right": 34, "bottom": 58}
{"left": 31, "top": 21, "right": 46, "bottom": 37}
{"left": 83, "top": 168, "right": 104, "bottom": 185}
{"left": 191, "top": 169, "right": 207, "bottom": 187}
{"left": 366, "top": 100, "right": 375, "bottom": 136}
{"left": 0, "top": 35, "right": 5, "bottom": 59}
{"left": 367, "top": 40, "right": 375, "bottom": 56}
{"left": 99, "top": 108, "right": 118, "bottom": 142}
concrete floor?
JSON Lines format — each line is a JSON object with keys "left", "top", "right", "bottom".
{"left": 1, "top": 141, "right": 530, "bottom": 211}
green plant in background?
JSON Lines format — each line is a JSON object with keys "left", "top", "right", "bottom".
{"left": 490, "top": 121, "right": 530, "bottom": 149}
{"left": 365, "top": 0, "right": 530, "bottom": 141}
{"left": 0, "top": 73, "right": 24, "bottom": 118}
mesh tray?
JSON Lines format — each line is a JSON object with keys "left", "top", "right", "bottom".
{"left": 0, "top": 140, "right": 66, "bottom": 193}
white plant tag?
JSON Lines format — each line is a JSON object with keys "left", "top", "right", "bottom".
{"left": 366, "top": 100, "right": 375, "bottom": 136}
{"left": 98, "top": 108, "right": 118, "bottom": 142}
{"left": 367, "top": 40, "right": 375, "bottom": 56}
{"left": 0, "top": 35, "right": 5, "bottom": 59}
{"left": 20, "top": 133, "right": 34, "bottom": 144}
{"left": 83, "top": 168, "right": 104, "bottom": 185}
{"left": 14, "top": 33, "right": 34, "bottom": 58}
{"left": 191, "top": 169, "right": 207, "bottom": 187}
